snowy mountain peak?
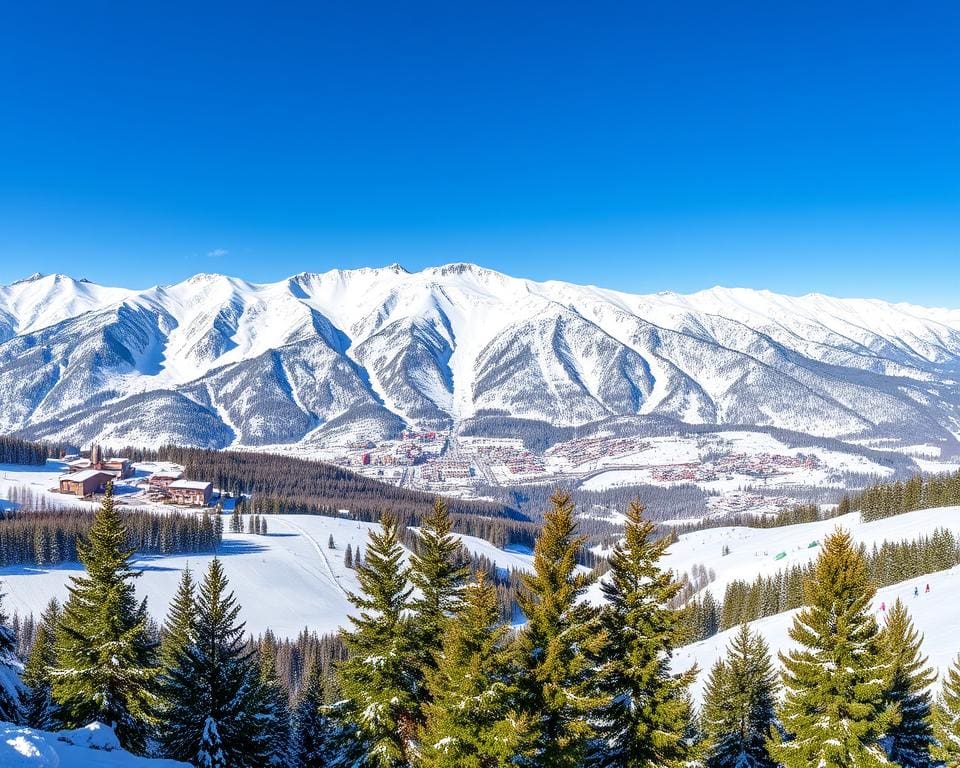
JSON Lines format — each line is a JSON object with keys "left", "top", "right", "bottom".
{"left": 11, "top": 271, "right": 46, "bottom": 284}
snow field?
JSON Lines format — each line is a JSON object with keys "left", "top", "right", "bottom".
{"left": 0, "top": 721, "right": 188, "bottom": 767}
{"left": 0, "top": 514, "right": 534, "bottom": 638}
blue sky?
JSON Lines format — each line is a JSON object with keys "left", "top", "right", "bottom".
{"left": 0, "top": 2, "right": 958, "bottom": 303}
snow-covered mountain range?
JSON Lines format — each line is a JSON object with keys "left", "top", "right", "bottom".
{"left": 2, "top": 264, "right": 960, "bottom": 452}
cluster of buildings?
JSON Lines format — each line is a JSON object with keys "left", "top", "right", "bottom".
{"left": 650, "top": 452, "right": 822, "bottom": 484}
{"left": 338, "top": 441, "right": 434, "bottom": 468}
{"left": 418, "top": 459, "right": 473, "bottom": 483}
{"left": 56, "top": 445, "right": 213, "bottom": 507}
{"left": 707, "top": 491, "right": 793, "bottom": 515}
{"left": 712, "top": 452, "right": 821, "bottom": 477}
{"left": 546, "top": 436, "right": 649, "bottom": 466}
{"left": 462, "top": 440, "right": 545, "bottom": 475}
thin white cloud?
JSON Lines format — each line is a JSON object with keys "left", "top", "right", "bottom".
{"left": 207, "top": 248, "right": 229, "bottom": 258}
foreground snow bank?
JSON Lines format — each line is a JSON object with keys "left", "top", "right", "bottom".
{"left": 0, "top": 721, "right": 188, "bottom": 767}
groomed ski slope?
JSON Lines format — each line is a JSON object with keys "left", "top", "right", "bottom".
{"left": 0, "top": 514, "right": 533, "bottom": 638}
{"left": 667, "top": 505, "right": 960, "bottom": 703}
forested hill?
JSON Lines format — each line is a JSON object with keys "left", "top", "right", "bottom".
{"left": 118, "top": 444, "right": 530, "bottom": 531}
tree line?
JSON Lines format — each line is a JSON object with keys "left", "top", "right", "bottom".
{"left": 842, "top": 469, "right": 960, "bottom": 522}
{"left": 0, "top": 506, "right": 222, "bottom": 567}
{"left": 0, "top": 435, "right": 50, "bottom": 465}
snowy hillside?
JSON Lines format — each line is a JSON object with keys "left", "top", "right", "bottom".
{"left": 667, "top": 505, "right": 960, "bottom": 702}
{"left": 2, "top": 265, "right": 960, "bottom": 453}
{"left": 0, "top": 721, "right": 187, "bottom": 767}
{"left": 0, "top": 513, "right": 534, "bottom": 638}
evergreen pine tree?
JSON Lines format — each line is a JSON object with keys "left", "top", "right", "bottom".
{"left": 50, "top": 484, "right": 157, "bottom": 752}
{"left": 409, "top": 498, "right": 469, "bottom": 694}
{"left": 419, "top": 570, "right": 527, "bottom": 768}
{"left": 586, "top": 500, "right": 696, "bottom": 768}
{"left": 932, "top": 655, "right": 960, "bottom": 765}
{"left": 881, "top": 599, "right": 935, "bottom": 768}
{"left": 293, "top": 657, "right": 362, "bottom": 768}
{"left": 344, "top": 544, "right": 353, "bottom": 569}
{"left": 337, "top": 511, "right": 418, "bottom": 767}
{"left": 328, "top": 534, "right": 336, "bottom": 549}
{"left": 0, "top": 590, "right": 24, "bottom": 723}
{"left": 160, "top": 566, "right": 196, "bottom": 669}
{"left": 701, "top": 624, "right": 779, "bottom": 768}
{"left": 513, "top": 491, "right": 603, "bottom": 768}
{"left": 293, "top": 657, "right": 328, "bottom": 768}
{"left": 22, "top": 598, "right": 61, "bottom": 728}
{"left": 257, "top": 638, "right": 292, "bottom": 767}
{"left": 768, "top": 528, "right": 896, "bottom": 768}
{"left": 157, "top": 559, "right": 271, "bottom": 767}
{"left": 155, "top": 565, "right": 196, "bottom": 743}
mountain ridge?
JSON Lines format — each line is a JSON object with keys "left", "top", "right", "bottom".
{"left": 2, "top": 264, "right": 959, "bottom": 453}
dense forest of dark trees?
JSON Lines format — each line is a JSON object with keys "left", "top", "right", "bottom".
{"left": 0, "top": 507, "right": 222, "bottom": 567}
{"left": 0, "top": 435, "right": 51, "bottom": 465}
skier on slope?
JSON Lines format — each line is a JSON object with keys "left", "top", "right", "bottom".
{"left": 926, "top": 583, "right": 931, "bottom": 593}
{"left": 914, "top": 587, "right": 919, "bottom": 597}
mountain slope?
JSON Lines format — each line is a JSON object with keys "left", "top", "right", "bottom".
{"left": 2, "top": 264, "right": 960, "bottom": 451}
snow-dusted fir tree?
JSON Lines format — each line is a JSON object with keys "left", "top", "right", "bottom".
{"left": 293, "top": 657, "right": 327, "bottom": 768}
{"left": 155, "top": 565, "right": 196, "bottom": 746}
{"left": 419, "top": 570, "right": 527, "bottom": 768}
{"left": 701, "top": 624, "right": 779, "bottom": 768}
{"left": 881, "top": 599, "right": 935, "bottom": 768}
{"left": 0, "top": 590, "right": 24, "bottom": 723}
{"left": 51, "top": 484, "right": 157, "bottom": 752}
{"left": 586, "top": 500, "right": 695, "bottom": 768}
{"left": 338, "top": 510, "right": 418, "bottom": 767}
{"left": 932, "top": 655, "right": 960, "bottom": 765}
{"left": 409, "top": 498, "right": 469, "bottom": 689}
{"left": 160, "top": 566, "right": 196, "bottom": 669}
{"left": 21, "top": 598, "right": 61, "bottom": 728}
{"left": 293, "top": 657, "right": 362, "bottom": 768}
{"left": 157, "top": 558, "right": 270, "bottom": 767}
{"left": 257, "top": 637, "right": 292, "bottom": 767}
{"left": 513, "top": 492, "right": 604, "bottom": 768}
{"left": 768, "top": 528, "right": 896, "bottom": 768}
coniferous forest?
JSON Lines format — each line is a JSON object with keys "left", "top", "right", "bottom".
{"left": 1, "top": 482, "right": 959, "bottom": 767}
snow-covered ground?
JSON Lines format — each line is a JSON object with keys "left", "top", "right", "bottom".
{"left": 0, "top": 514, "right": 533, "bottom": 638}
{"left": 0, "top": 721, "right": 187, "bottom": 767}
